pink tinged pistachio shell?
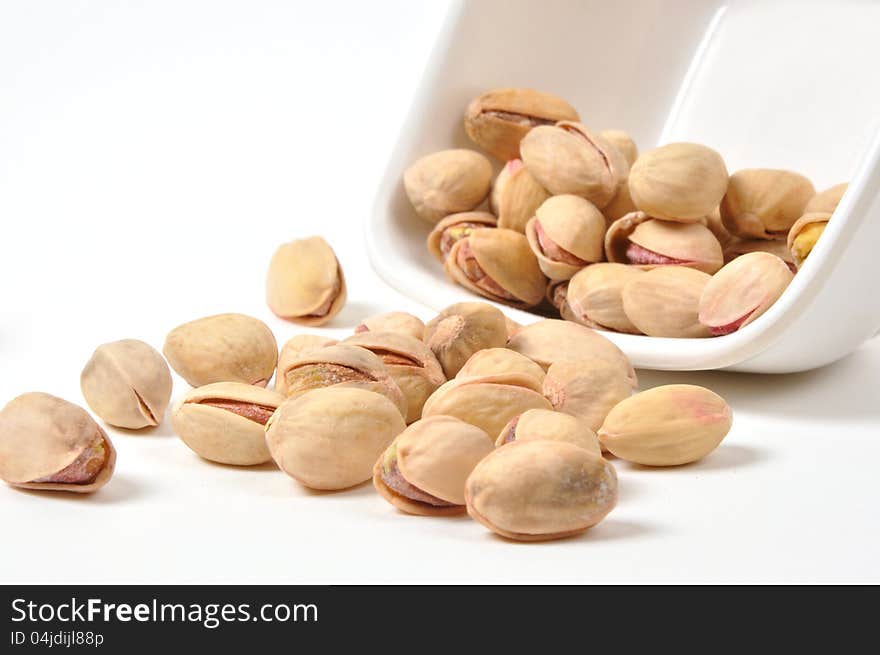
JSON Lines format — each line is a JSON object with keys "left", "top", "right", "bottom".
{"left": 495, "top": 409, "right": 601, "bottom": 455}
{"left": 542, "top": 358, "right": 633, "bottom": 432}
{"left": 355, "top": 311, "right": 426, "bottom": 340}
{"left": 490, "top": 159, "right": 550, "bottom": 233}
{"left": 598, "top": 129, "right": 638, "bottom": 167}
{"left": 566, "top": 263, "right": 644, "bottom": 334}
{"left": 804, "top": 183, "right": 847, "bottom": 214}
{"left": 621, "top": 266, "right": 712, "bottom": 338}
{"left": 456, "top": 347, "right": 546, "bottom": 388}
{"left": 698, "top": 251, "right": 793, "bottom": 336}
{"left": 403, "top": 149, "right": 493, "bottom": 223}
{"left": 524, "top": 194, "right": 606, "bottom": 281}
{"left": 275, "top": 335, "right": 338, "bottom": 395}
{"left": 424, "top": 302, "right": 508, "bottom": 378}
{"left": 720, "top": 169, "right": 815, "bottom": 239}
{"left": 426, "top": 212, "right": 497, "bottom": 262}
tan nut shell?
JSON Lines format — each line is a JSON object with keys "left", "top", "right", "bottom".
{"left": 497, "top": 409, "right": 600, "bottom": 455}
{"left": 266, "top": 236, "right": 347, "bottom": 326}
{"left": 163, "top": 313, "right": 278, "bottom": 388}
{"left": 266, "top": 387, "right": 405, "bottom": 490}
{"left": 0, "top": 392, "right": 115, "bottom": 493}
{"left": 171, "top": 382, "right": 282, "bottom": 465}
{"left": 804, "top": 183, "right": 847, "bottom": 214}
{"left": 464, "top": 87, "right": 580, "bottom": 161}
{"left": 275, "top": 334, "right": 338, "bottom": 396}
{"left": 723, "top": 238, "right": 795, "bottom": 268}
{"left": 602, "top": 179, "right": 639, "bottom": 224}
{"left": 456, "top": 348, "right": 546, "bottom": 388}
{"left": 720, "top": 169, "right": 815, "bottom": 239}
{"left": 525, "top": 195, "right": 606, "bottom": 280}
{"left": 356, "top": 312, "right": 426, "bottom": 340}
{"left": 567, "top": 263, "right": 644, "bottom": 334}
{"left": 80, "top": 339, "right": 172, "bottom": 429}
{"left": 629, "top": 142, "right": 728, "bottom": 221}
{"left": 426, "top": 212, "right": 497, "bottom": 263}
{"left": 542, "top": 358, "right": 633, "bottom": 432}
{"left": 621, "top": 266, "right": 712, "bottom": 338}
{"left": 599, "top": 129, "right": 638, "bottom": 167}
{"left": 705, "top": 207, "right": 732, "bottom": 246}
{"left": 465, "top": 440, "right": 618, "bottom": 541}
{"left": 490, "top": 159, "right": 550, "bottom": 232}
{"left": 403, "top": 149, "right": 492, "bottom": 223}
{"left": 424, "top": 302, "right": 509, "bottom": 379}
{"left": 599, "top": 384, "right": 732, "bottom": 466}
{"left": 787, "top": 211, "right": 831, "bottom": 269}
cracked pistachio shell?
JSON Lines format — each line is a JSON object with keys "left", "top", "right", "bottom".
{"left": 465, "top": 440, "right": 618, "bottom": 541}
{"left": 424, "top": 302, "right": 508, "bottom": 378}
{"left": 542, "top": 358, "right": 633, "bottom": 432}
{"left": 507, "top": 319, "right": 637, "bottom": 387}
{"left": 720, "top": 169, "right": 815, "bottom": 239}
{"left": 496, "top": 409, "right": 601, "bottom": 455}
{"left": 724, "top": 238, "right": 795, "bottom": 271}
{"left": 546, "top": 280, "right": 582, "bottom": 324}
{"left": 787, "top": 212, "right": 831, "bottom": 269}
{"left": 602, "top": 179, "right": 639, "bottom": 224}
{"left": 275, "top": 334, "right": 338, "bottom": 396}
{"left": 598, "top": 129, "right": 638, "bottom": 167}
{"left": 525, "top": 195, "right": 606, "bottom": 281}
{"left": 446, "top": 228, "right": 547, "bottom": 308}
{"left": 490, "top": 159, "right": 550, "bottom": 232}
{"left": 805, "top": 183, "right": 847, "bottom": 214}
{"left": 698, "top": 251, "right": 793, "bottom": 336}
{"left": 422, "top": 373, "right": 552, "bottom": 438}
{"left": 355, "top": 311, "right": 426, "bottom": 341}
{"left": 0, "top": 392, "right": 115, "bottom": 493}
{"left": 266, "top": 236, "right": 346, "bottom": 326}
{"left": 171, "top": 382, "right": 282, "bottom": 466}
{"left": 403, "top": 149, "right": 492, "bottom": 223}
{"left": 163, "top": 313, "right": 278, "bottom": 388}
{"left": 629, "top": 142, "right": 728, "bottom": 221}
{"left": 464, "top": 87, "right": 580, "bottom": 161}
{"left": 456, "top": 347, "right": 546, "bottom": 388}
{"left": 520, "top": 121, "right": 629, "bottom": 209}
{"left": 342, "top": 331, "right": 445, "bottom": 424}
{"left": 567, "top": 263, "right": 644, "bottom": 334}
{"left": 373, "top": 415, "right": 494, "bottom": 515}
{"left": 598, "top": 384, "right": 732, "bottom": 466}
{"left": 621, "top": 266, "right": 712, "bottom": 338}
{"left": 266, "top": 387, "right": 406, "bottom": 490}
{"left": 426, "top": 212, "right": 497, "bottom": 263}
{"left": 605, "top": 212, "right": 724, "bottom": 274}
{"left": 80, "top": 339, "right": 172, "bottom": 429}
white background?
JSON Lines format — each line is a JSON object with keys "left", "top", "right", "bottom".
{"left": 1, "top": 0, "right": 878, "bottom": 583}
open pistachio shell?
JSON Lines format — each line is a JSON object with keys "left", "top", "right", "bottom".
{"left": 567, "top": 263, "right": 644, "bottom": 334}
{"left": 525, "top": 195, "right": 605, "bottom": 280}
{"left": 424, "top": 302, "right": 508, "bottom": 378}
{"left": 0, "top": 393, "right": 115, "bottom": 493}
{"left": 403, "top": 149, "right": 493, "bottom": 223}
{"left": 621, "top": 266, "right": 712, "bottom": 338}
{"left": 465, "top": 440, "right": 618, "bottom": 541}
{"left": 720, "top": 169, "right": 815, "bottom": 239}
{"left": 426, "top": 212, "right": 497, "bottom": 263}
{"left": 355, "top": 312, "right": 426, "bottom": 340}
{"left": 171, "top": 382, "right": 282, "bottom": 465}
{"left": 266, "top": 236, "right": 347, "bottom": 326}
{"left": 804, "top": 183, "right": 847, "bottom": 214}
{"left": 456, "top": 347, "right": 546, "bottom": 388}
{"left": 787, "top": 212, "right": 832, "bottom": 269}
{"left": 598, "top": 129, "right": 638, "bottom": 167}
{"left": 496, "top": 409, "right": 601, "bottom": 455}
{"left": 490, "top": 159, "right": 550, "bottom": 233}
{"left": 275, "top": 334, "right": 337, "bottom": 396}
{"left": 545, "top": 280, "right": 582, "bottom": 324}
{"left": 542, "top": 358, "right": 633, "bottom": 432}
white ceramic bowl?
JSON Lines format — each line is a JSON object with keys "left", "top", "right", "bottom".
{"left": 367, "top": 0, "right": 880, "bottom": 373}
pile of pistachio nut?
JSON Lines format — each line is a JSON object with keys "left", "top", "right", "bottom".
{"left": 404, "top": 87, "right": 847, "bottom": 337}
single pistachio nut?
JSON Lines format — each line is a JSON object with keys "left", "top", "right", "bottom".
{"left": 567, "top": 263, "right": 644, "bottom": 334}
{"left": 266, "top": 236, "right": 346, "bottom": 326}
{"left": 542, "top": 358, "right": 633, "bottom": 432}
{"left": 629, "top": 142, "right": 728, "bottom": 221}
{"left": 787, "top": 212, "right": 832, "bottom": 269}
{"left": 698, "top": 251, "right": 793, "bottom": 336}
{"left": 80, "top": 339, "right": 172, "bottom": 429}
{"left": 403, "top": 149, "right": 492, "bottom": 223}
{"left": 724, "top": 238, "right": 796, "bottom": 272}
{"left": 525, "top": 195, "right": 606, "bottom": 280}
{"left": 804, "top": 183, "right": 847, "bottom": 213}
{"left": 598, "top": 384, "right": 732, "bottom": 466}
{"left": 423, "top": 302, "right": 508, "bottom": 378}
{"left": 621, "top": 266, "right": 712, "bottom": 338}
{"left": 171, "top": 382, "right": 283, "bottom": 465}
{"left": 456, "top": 347, "right": 546, "bottom": 388}
{"left": 605, "top": 211, "right": 724, "bottom": 274}
{"left": 164, "top": 313, "right": 278, "bottom": 388}
{"left": 602, "top": 179, "right": 639, "bottom": 224}
{"left": 489, "top": 159, "right": 550, "bottom": 233}
{"left": 373, "top": 415, "right": 494, "bottom": 516}
{"left": 0, "top": 392, "right": 115, "bottom": 493}
{"left": 445, "top": 228, "right": 547, "bottom": 308}
{"left": 465, "top": 440, "right": 618, "bottom": 541}
{"left": 275, "top": 334, "right": 338, "bottom": 395}
{"left": 355, "top": 311, "right": 426, "bottom": 341}
{"left": 266, "top": 387, "right": 406, "bottom": 490}
{"left": 464, "top": 87, "right": 580, "bottom": 161}
{"left": 520, "top": 121, "right": 629, "bottom": 209}
{"left": 598, "top": 129, "right": 638, "bottom": 167}
{"left": 496, "top": 409, "right": 601, "bottom": 455}
{"left": 720, "top": 169, "right": 815, "bottom": 239}
{"left": 426, "top": 212, "right": 497, "bottom": 262}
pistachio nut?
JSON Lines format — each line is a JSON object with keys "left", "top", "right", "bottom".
{"left": 266, "top": 236, "right": 346, "bottom": 326}
{"left": 163, "top": 313, "right": 278, "bottom": 388}
{"left": 605, "top": 212, "right": 724, "bottom": 274}
{"left": 465, "top": 440, "right": 618, "bottom": 541}
{"left": 705, "top": 206, "right": 732, "bottom": 246}
{"left": 723, "top": 238, "right": 795, "bottom": 272}
{"left": 266, "top": 387, "right": 406, "bottom": 490}
{"left": 275, "top": 334, "right": 338, "bottom": 395}
{"left": 403, "top": 149, "right": 493, "bottom": 223}
{"left": 444, "top": 229, "right": 547, "bottom": 308}
{"left": 566, "top": 263, "right": 644, "bottom": 334}
{"left": 426, "top": 211, "right": 497, "bottom": 262}
{"left": 373, "top": 415, "right": 494, "bottom": 516}
{"left": 698, "top": 251, "right": 793, "bottom": 335}
{"left": 804, "top": 182, "right": 847, "bottom": 214}
{"left": 463, "top": 87, "right": 580, "bottom": 161}
{"left": 80, "top": 339, "right": 172, "bottom": 429}
{"left": 277, "top": 344, "right": 407, "bottom": 416}
{"left": 602, "top": 179, "right": 638, "bottom": 224}
{"left": 520, "top": 121, "right": 628, "bottom": 209}
{"left": 598, "top": 384, "right": 732, "bottom": 466}
{"left": 355, "top": 311, "right": 426, "bottom": 341}
{"left": 621, "top": 266, "right": 712, "bottom": 338}
{"left": 628, "top": 142, "right": 728, "bottom": 221}
{"left": 546, "top": 279, "right": 581, "bottom": 323}
{"left": 489, "top": 159, "right": 550, "bottom": 232}
{"left": 525, "top": 195, "right": 606, "bottom": 280}
{"left": 342, "top": 331, "right": 445, "bottom": 424}
{"left": 0, "top": 392, "right": 115, "bottom": 493}
{"left": 598, "top": 129, "right": 638, "bottom": 167}
{"left": 422, "top": 373, "right": 552, "bottom": 438}
{"left": 496, "top": 409, "right": 601, "bottom": 455}
{"left": 455, "top": 347, "right": 546, "bottom": 388}
{"left": 423, "top": 302, "right": 508, "bottom": 378}
{"left": 171, "top": 382, "right": 283, "bottom": 466}
{"left": 542, "top": 358, "right": 633, "bottom": 432}
{"left": 787, "top": 211, "right": 831, "bottom": 269}
{"left": 720, "top": 169, "right": 815, "bottom": 239}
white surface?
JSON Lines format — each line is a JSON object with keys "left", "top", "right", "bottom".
{"left": 0, "top": 1, "right": 878, "bottom": 584}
